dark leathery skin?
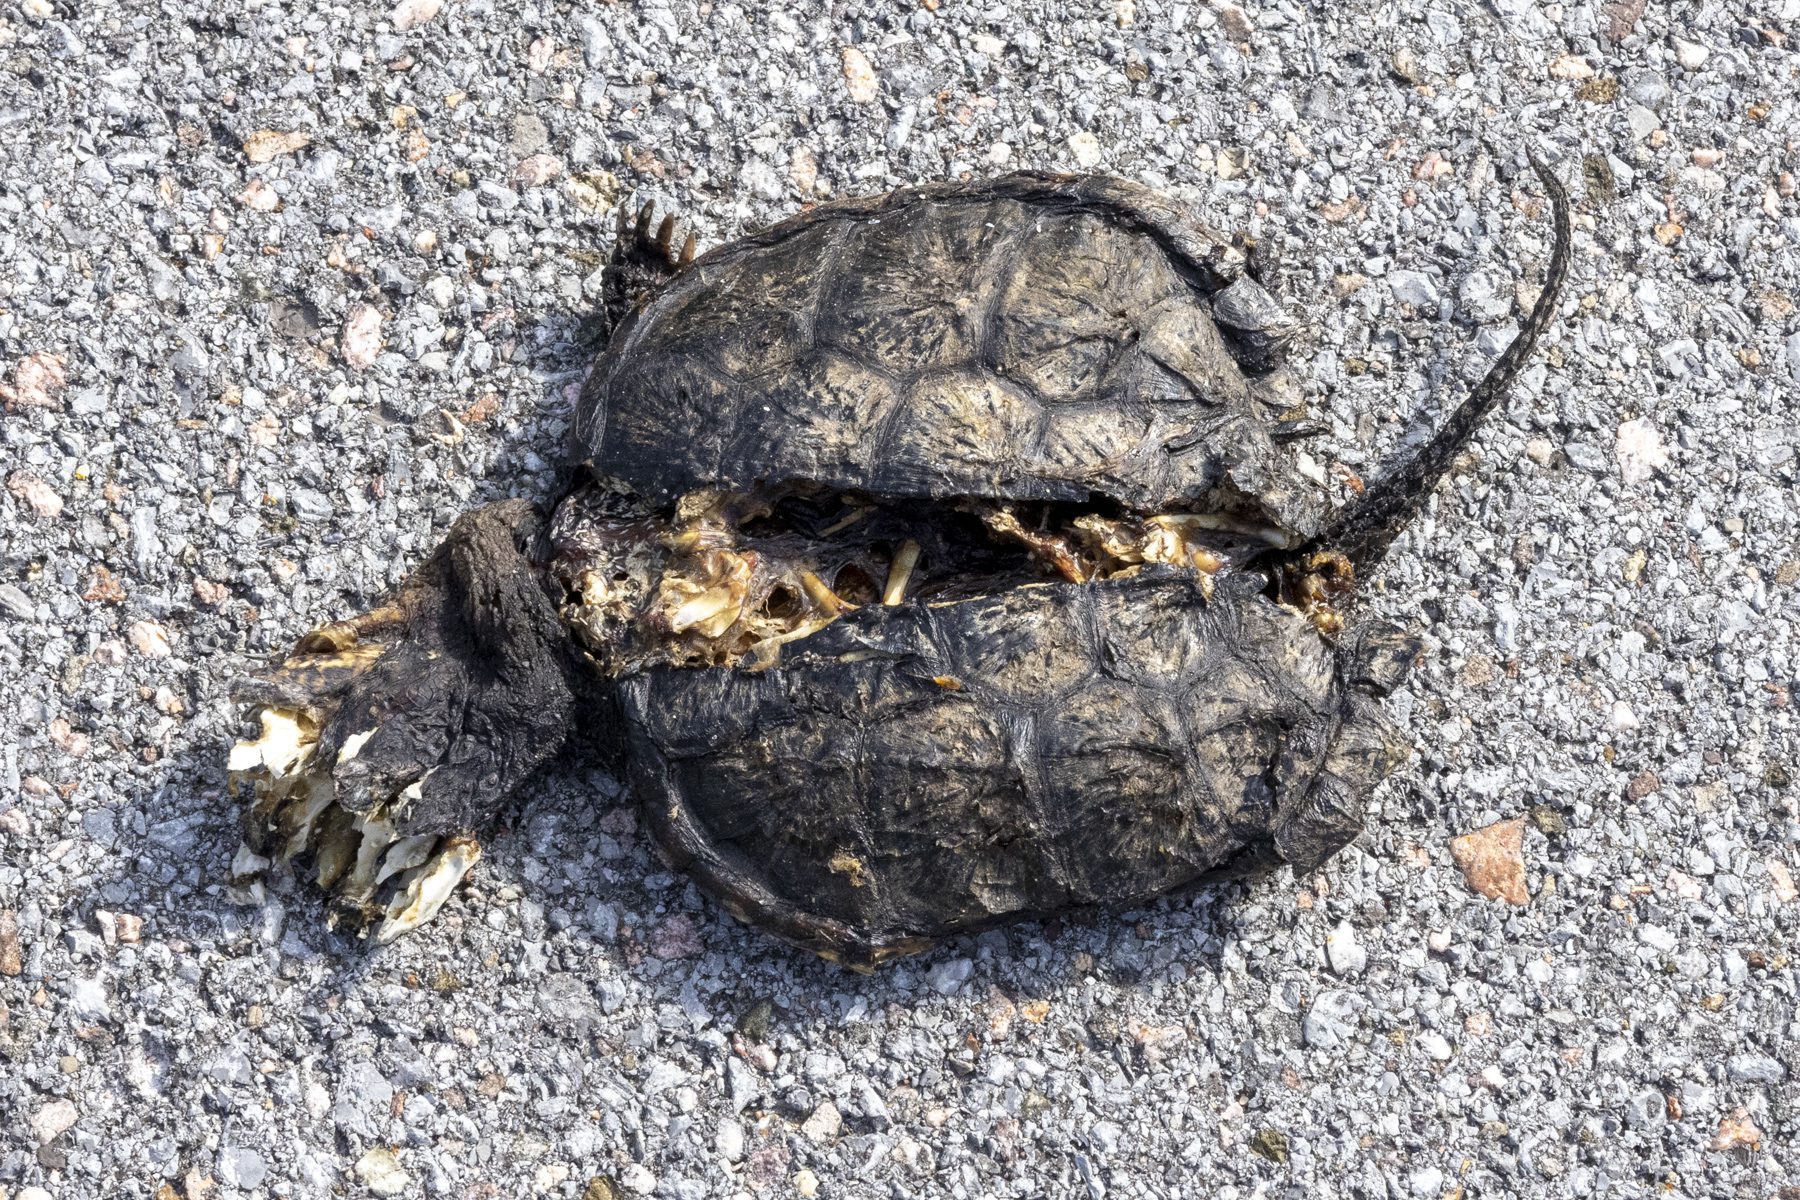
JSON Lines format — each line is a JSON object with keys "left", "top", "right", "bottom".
{"left": 578, "top": 172, "right": 1327, "bottom": 537}
{"left": 616, "top": 569, "right": 1415, "bottom": 968}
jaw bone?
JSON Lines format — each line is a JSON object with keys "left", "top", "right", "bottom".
{"left": 227, "top": 705, "right": 482, "bottom": 941}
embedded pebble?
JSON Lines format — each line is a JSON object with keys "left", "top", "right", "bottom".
{"left": 217, "top": 1147, "right": 267, "bottom": 1190}
{"left": 355, "top": 1147, "right": 410, "bottom": 1196}
{"left": 927, "top": 957, "right": 973, "bottom": 994}
{"left": 341, "top": 304, "right": 384, "bottom": 370}
{"left": 1450, "top": 819, "right": 1529, "bottom": 905}
{"left": 1615, "top": 417, "right": 1669, "bottom": 485}
{"left": 840, "top": 47, "right": 878, "bottom": 103}
{"left": 1388, "top": 269, "right": 1439, "bottom": 307}
{"left": 800, "top": 1102, "right": 842, "bottom": 1143}
{"left": 242, "top": 129, "right": 311, "bottom": 163}
{"left": 7, "top": 472, "right": 64, "bottom": 519}
{"left": 129, "top": 621, "right": 171, "bottom": 658}
{"left": 390, "top": 0, "right": 442, "bottom": 31}
{"left": 1324, "top": 921, "right": 1366, "bottom": 976}
{"left": 32, "top": 1099, "right": 78, "bottom": 1145}
{"left": 1303, "top": 990, "right": 1364, "bottom": 1049}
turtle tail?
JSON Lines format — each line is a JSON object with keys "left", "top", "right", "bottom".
{"left": 1312, "top": 151, "right": 1573, "bottom": 574}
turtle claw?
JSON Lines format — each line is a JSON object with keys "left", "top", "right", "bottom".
{"left": 619, "top": 199, "right": 697, "bottom": 268}
{"left": 605, "top": 198, "right": 701, "bottom": 327}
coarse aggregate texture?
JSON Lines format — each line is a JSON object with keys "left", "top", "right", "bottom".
{"left": 1, "top": 1, "right": 1797, "bottom": 1198}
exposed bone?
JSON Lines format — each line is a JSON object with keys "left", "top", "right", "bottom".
{"left": 980, "top": 507, "right": 1089, "bottom": 582}
{"left": 375, "top": 839, "right": 482, "bottom": 944}
{"left": 883, "top": 539, "right": 922, "bottom": 605}
{"left": 376, "top": 834, "right": 437, "bottom": 885}
{"left": 392, "top": 778, "right": 427, "bottom": 822}
{"left": 226, "top": 740, "right": 262, "bottom": 776}
{"left": 798, "top": 570, "right": 852, "bottom": 617}
{"left": 656, "top": 547, "right": 755, "bottom": 638}
{"left": 339, "top": 814, "right": 398, "bottom": 904}
{"left": 744, "top": 615, "right": 841, "bottom": 671}
{"left": 553, "top": 486, "right": 1246, "bottom": 679}
{"left": 669, "top": 585, "right": 745, "bottom": 635}
{"left": 336, "top": 727, "right": 376, "bottom": 765}
{"left": 1075, "top": 514, "right": 1230, "bottom": 579}
{"left": 1158, "top": 510, "right": 1296, "bottom": 547}
{"left": 818, "top": 506, "right": 873, "bottom": 536}
{"left": 277, "top": 779, "right": 337, "bottom": 861}
{"left": 229, "top": 707, "right": 314, "bottom": 778}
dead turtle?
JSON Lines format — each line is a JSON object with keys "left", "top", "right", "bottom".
{"left": 229, "top": 162, "right": 1571, "bottom": 968}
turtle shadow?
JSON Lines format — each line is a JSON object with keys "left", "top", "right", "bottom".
{"left": 62, "top": 694, "right": 1258, "bottom": 1192}
{"left": 71, "top": 713, "right": 1247, "bottom": 1015}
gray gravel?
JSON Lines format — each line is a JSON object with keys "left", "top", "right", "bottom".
{"left": 3, "top": 1, "right": 1798, "bottom": 1198}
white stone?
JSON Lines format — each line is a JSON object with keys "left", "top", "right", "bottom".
{"left": 69, "top": 977, "right": 111, "bottom": 1022}
{"left": 342, "top": 304, "right": 384, "bottom": 370}
{"left": 32, "top": 1099, "right": 77, "bottom": 1145}
{"left": 1389, "top": 269, "right": 1439, "bottom": 307}
{"left": 801, "top": 1101, "right": 843, "bottom": 1142}
{"left": 715, "top": 1118, "right": 746, "bottom": 1162}
{"left": 1616, "top": 417, "right": 1669, "bottom": 486}
{"left": 1325, "top": 921, "right": 1367, "bottom": 976}
{"left": 355, "top": 1148, "right": 410, "bottom": 1197}
{"left": 926, "top": 957, "right": 973, "bottom": 994}
{"left": 390, "top": 0, "right": 441, "bottom": 30}
{"left": 1069, "top": 131, "right": 1103, "bottom": 168}
{"left": 1672, "top": 37, "right": 1708, "bottom": 69}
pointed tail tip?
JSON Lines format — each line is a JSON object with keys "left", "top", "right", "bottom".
{"left": 1309, "top": 144, "right": 1574, "bottom": 575}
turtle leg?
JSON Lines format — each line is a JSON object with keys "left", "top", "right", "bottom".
{"left": 1272, "top": 622, "right": 1421, "bottom": 873}
{"left": 228, "top": 500, "right": 586, "bottom": 941}
{"left": 603, "top": 199, "right": 698, "bottom": 330}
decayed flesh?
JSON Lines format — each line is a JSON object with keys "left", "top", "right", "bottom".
{"left": 547, "top": 482, "right": 1327, "bottom": 676}
{"left": 226, "top": 703, "right": 481, "bottom": 940}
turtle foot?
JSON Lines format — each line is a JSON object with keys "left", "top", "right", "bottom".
{"left": 604, "top": 198, "right": 699, "bottom": 328}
